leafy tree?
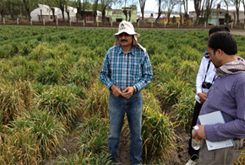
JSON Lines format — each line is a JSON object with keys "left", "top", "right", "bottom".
{"left": 45, "top": 0, "right": 57, "bottom": 22}
{"left": 223, "top": 0, "right": 232, "bottom": 25}
{"left": 22, "top": 0, "right": 31, "bottom": 20}
{"left": 0, "top": 0, "right": 7, "bottom": 20}
{"left": 111, "top": 0, "right": 135, "bottom": 22}
{"left": 99, "top": 0, "right": 117, "bottom": 24}
{"left": 163, "top": 0, "right": 181, "bottom": 24}
{"left": 55, "top": 0, "right": 68, "bottom": 21}
{"left": 4, "top": 0, "right": 20, "bottom": 20}
{"left": 203, "top": 0, "right": 216, "bottom": 25}
{"left": 74, "top": 0, "right": 89, "bottom": 22}
{"left": 194, "top": 0, "right": 204, "bottom": 25}
{"left": 122, "top": 7, "right": 132, "bottom": 21}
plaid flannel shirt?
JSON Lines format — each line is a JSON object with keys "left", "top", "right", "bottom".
{"left": 100, "top": 44, "right": 153, "bottom": 92}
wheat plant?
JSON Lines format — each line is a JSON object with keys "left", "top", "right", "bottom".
{"left": 142, "top": 90, "right": 176, "bottom": 162}
{"left": 35, "top": 85, "right": 81, "bottom": 128}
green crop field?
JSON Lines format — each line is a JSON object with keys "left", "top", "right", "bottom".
{"left": 0, "top": 25, "right": 244, "bottom": 164}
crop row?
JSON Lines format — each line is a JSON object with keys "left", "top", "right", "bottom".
{"left": 0, "top": 26, "right": 244, "bottom": 164}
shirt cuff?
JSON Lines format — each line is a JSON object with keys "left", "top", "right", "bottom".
{"left": 196, "top": 89, "right": 202, "bottom": 94}
{"left": 106, "top": 82, "right": 113, "bottom": 91}
{"left": 204, "top": 124, "right": 219, "bottom": 142}
{"left": 134, "top": 84, "right": 140, "bottom": 92}
{"left": 195, "top": 95, "right": 201, "bottom": 103}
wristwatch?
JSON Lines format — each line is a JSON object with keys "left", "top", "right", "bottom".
{"left": 133, "top": 85, "right": 138, "bottom": 93}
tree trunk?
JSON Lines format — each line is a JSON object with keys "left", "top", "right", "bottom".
{"left": 0, "top": 10, "right": 4, "bottom": 21}
{"left": 183, "top": 0, "right": 189, "bottom": 26}
{"left": 123, "top": 9, "right": 128, "bottom": 21}
{"left": 93, "top": 0, "right": 98, "bottom": 23}
{"left": 67, "top": 11, "right": 70, "bottom": 22}
{"left": 194, "top": 0, "right": 202, "bottom": 25}
{"left": 140, "top": 1, "right": 145, "bottom": 23}
{"left": 128, "top": 10, "right": 131, "bottom": 22}
{"left": 141, "top": 9, "right": 144, "bottom": 23}
{"left": 23, "top": 0, "right": 31, "bottom": 21}
{"left": 82, "top": 2, "right": 86, "bottom": 23}
{"left": 102, "top": 6, "right": 107, "bottom": 24}
{"left": 236, "top": 7, "right": 239, "bottom": 24}
{"left": 52, "top": 8, "right": 56, "bottom": 22}
{"left": 167, "top": 13, "right": 170, "bottom": 24}
{"left": 62, "top": 9, "right": 65, "bottom": 21}
{"left": 155, "top": 0, "right": 161, "bottom": 24}
{"left": 78, "top": 0, "right": 82, "bottom": 22}
{"left": 243, "top": 2, "right": 245, "bottom": 26}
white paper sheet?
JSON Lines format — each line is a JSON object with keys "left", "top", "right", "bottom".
{"left": 198, "top": 111, "right": 234, "bottom": 151}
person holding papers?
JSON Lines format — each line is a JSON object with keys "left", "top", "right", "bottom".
{"left": 186, "top": 26, "right": 230, "bottom": 165}
{"left": 192, "top": 32, "right": 245, "bottom": 165}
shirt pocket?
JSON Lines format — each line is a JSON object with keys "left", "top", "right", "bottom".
{"left": 129, "top": 62, "right": 141, "bottom": 80}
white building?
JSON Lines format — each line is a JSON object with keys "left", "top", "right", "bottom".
{"left": 30, "top": 4, "right": 77, "bottom": 22}
{"left": 189, "top": 9, "right": 245, "bottom": 25}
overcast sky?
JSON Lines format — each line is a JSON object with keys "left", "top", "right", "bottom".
{"left": 136, "top": 1, "right": 244, "bottom": 14}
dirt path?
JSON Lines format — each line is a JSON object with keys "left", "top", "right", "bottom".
{"left": 117, "top": 120, "right": 190, "bottom": 165}
{"left": 230, "top": 29, "right": 245, "bottom": 36}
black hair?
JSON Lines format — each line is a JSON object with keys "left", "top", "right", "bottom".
{"left": 209, "top": 26, "right": 230, "bottom": 36}
{"left": 208, "top": 32, "right": 237, "bottom": 55}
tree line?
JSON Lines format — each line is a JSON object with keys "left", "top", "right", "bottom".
{"left": 0, "top": 0, "right": 244, "bottom": 25}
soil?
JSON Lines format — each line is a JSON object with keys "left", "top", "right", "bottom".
{"left": 117, "top": 126, "right": 190, "bottom": 165}
{"left": 117, "top": 106, "right": 190, "bottom": 165}
{"left": 49, "top": 107, "right": 190, "bottom": 165}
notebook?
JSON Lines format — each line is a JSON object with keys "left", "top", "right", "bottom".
{"left": 198, "top": 111, "right": 234, "bottom": 150}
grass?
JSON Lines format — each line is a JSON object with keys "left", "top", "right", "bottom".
{"left": 83, "top": 80, "right": 109, "bottom": 118}
{"left": 142, "top": 90, "right": 176, "bottom": 162}
{"left": 0, "top": 80, "right": 31, "bottom": 125}
{"left": 35, "top": 85, "right": 82, "bottom": 128}
{"left": 0, "top": 109, "right": 65, "bottom": 164}
{"left": 0, "top": 26, "right": 244, "bottom": 164}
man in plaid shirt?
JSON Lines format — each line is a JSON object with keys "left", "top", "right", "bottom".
{"left": 100, "top": 20, "right": 153, "bottom": 165}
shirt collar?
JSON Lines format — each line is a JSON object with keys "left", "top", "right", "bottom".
{"left": 118, "top": 45, "right": 135, "bottom": 56}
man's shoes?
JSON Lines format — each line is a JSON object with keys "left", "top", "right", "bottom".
{"left": 185, "top": 159, "right": 197, "bottom": 165}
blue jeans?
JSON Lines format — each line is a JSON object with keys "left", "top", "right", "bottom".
{"left": 108, "top": 91, "right": 143, "bottom": 165}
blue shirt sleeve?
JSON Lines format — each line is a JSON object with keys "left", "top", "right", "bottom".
{"left": 100, "top": 50, "right": 114, "bottom": 90}
{"left": 135, "top": 51, "right": 153, "bottom": 91}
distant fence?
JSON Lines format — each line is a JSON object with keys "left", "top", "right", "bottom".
{"left": 1, "top": 18, "right": 245, "bottom": 30}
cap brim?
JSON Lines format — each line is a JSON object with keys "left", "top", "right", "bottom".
{"left": 114, "top": 30, "right": 140, "bottom": 37}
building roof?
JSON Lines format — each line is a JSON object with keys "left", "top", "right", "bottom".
{"left": 31, "top": 4, "right": 78, "bottom": 16}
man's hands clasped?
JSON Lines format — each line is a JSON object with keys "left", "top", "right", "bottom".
{"left": 110, "top": 84, "right": 134, "bottom": 99}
